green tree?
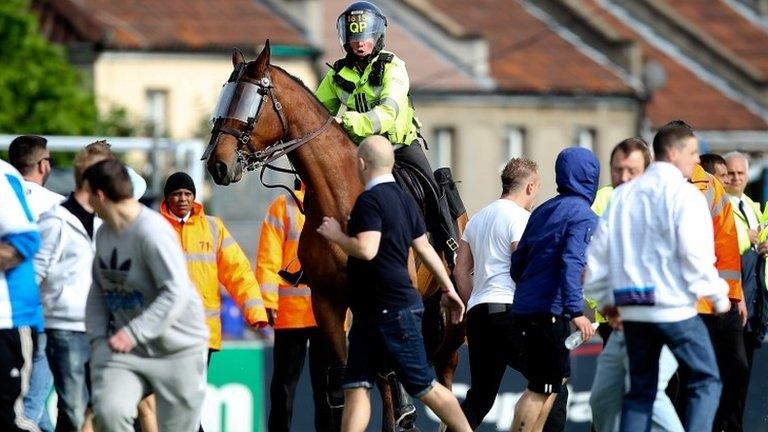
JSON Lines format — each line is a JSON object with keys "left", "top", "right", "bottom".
{"left": 0, "top": 0, "right": 97, "bottom": 135}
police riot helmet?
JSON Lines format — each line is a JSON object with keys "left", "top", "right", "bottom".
{"left": 336, "top": 2, "right": 387, "bottom": 56}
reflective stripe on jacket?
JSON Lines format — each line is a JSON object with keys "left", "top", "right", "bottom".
{"left": 255, "top": 192, "right": 316, "bottom": 329}
{"left": 160, "top": 201, "right": 267, "bottom": 349}
{"left": 315, "top": 51, "right": 417, "bottom": 145}
{"left": 690, "top": 165, "right": 742, "bottom": 313}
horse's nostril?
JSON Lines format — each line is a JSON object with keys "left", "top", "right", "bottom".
{"left": 214, "top": 161, "right": 228, "bottom": 180}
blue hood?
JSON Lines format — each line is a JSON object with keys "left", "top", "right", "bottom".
{"left": 555, "top": 147, "right": 600, "bottom": 203}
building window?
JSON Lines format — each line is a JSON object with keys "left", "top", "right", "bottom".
{"left": 146, "top": 89, "right": 168, "bottom": 137}
{"left": 506, "top": 126, "right": 526, "bottom": 159}
{"left": 429, "top": 127, "right": 454, "bottom": 168}
{"left": 574, "top": 127, "right": 596, "bottom": 152}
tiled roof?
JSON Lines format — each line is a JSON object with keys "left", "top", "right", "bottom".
{"left": 319, "top": 0, "right": 482, "bottom": 91}
{"left": 62, "top": 0, "right": 309, "bottom": 51}
{"left": 581, "top": 0, "right": 767, "bottom": 130}
{"left": 429, "top": 0, "right": 635, "bottom": 95}
{"left": 663, "top": 0, "right": 768, "bottom": 79}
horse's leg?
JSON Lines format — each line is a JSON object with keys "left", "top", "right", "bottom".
{"left": 311, "top": 289, "right": 348, "bottom": 432}
{"left": 376, "top": 375, "right": 396, "bottom": 432}
{"left": 431, "top": 320, "right": 466, "bottom": 389}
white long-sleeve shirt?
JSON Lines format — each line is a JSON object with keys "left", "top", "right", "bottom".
{"left": 584, "top": 162, "right": 729, "bottom": 323}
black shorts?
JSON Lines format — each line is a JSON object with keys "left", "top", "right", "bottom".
{"left": 515, "top": 314, "right": 570, "bottom": 394}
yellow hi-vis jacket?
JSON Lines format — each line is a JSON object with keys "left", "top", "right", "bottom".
{"left": 690, "top": 165, "right": 743, "bottom": 313}
{"left": 255, "top": 191, "right": 316, "bottom": 329}
{"left": 161, "top": 201, "right": 267, "bottom": 349}
{"left": 315, "top": 51, "right": 418, "bottom": 145}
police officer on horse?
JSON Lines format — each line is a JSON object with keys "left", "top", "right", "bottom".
{"left": 316, "top": 1, "right": 459, "bottom": 265}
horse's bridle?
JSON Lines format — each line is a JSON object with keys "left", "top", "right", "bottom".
{"left": 202, "top": 64, "right": 333, "bottom": 172}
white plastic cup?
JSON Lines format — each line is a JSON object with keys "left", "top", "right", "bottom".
{"left": 564, "top": 322, "right": 600, "bottom": 350}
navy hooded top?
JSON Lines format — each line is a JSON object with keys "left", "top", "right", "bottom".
{"left": 510, "top": 147, "right": 600, "bottom": 317}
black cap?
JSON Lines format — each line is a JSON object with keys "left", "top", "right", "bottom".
{"left": 164, "top": 172, "right": 196, "bottom": 198}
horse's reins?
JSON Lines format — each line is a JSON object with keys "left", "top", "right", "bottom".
{"left": 204, "top": 65, "right": 334, "bottom": 213}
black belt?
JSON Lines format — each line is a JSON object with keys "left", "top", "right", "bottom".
{"left": 471, "top": 303, "right": 514, "bottom": 314}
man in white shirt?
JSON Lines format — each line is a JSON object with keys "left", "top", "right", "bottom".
{"left": 454, "top": 158, "right": 539, "bottom": 428}
{"left": 9, "top": 135, "right": 63, "bottom": 432}
{"left": 585, "top": 120, "right": 730, "bottom": 432}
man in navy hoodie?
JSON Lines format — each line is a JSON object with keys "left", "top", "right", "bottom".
{"left": 509, "top": 147, "right": 599, "bottom": 432}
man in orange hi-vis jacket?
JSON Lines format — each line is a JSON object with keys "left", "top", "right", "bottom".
{"left": 675, "top": 164, "right": 747, "bottom": 431}
{"left": 160, "top": 172, "right": 268, "bottom": 359}
{"left": 256, "top": 185, "right": 331, "bottom": 432}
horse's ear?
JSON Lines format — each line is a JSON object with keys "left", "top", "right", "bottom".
{"left": 232, "top": 48, "right": 245, "bottom": 67}
{"left": 255, "top": 40, "right": 271, "bottom": 69}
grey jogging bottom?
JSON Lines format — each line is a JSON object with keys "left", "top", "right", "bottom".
{"left": 89, "top": 343, "right": 207, "bottom": 432}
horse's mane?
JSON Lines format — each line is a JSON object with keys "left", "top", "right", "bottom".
{"left": 270, "top": 64, "right": 333, "bottom": 115}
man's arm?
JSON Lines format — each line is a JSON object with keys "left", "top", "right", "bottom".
{"left": 86, "top": 258, "right": 109, "bottom": 345}
{"left": 317, "top": 216, "right": 381, "bottom": 260}
{"left": 255, "top": 197, "right": 287, "bottom": 322}
{"left": 453, "top": 240, "right": 473, "bottom": 305}
{"left": 215, "top": 219, "right": 268, "bottom": 327}
{"left": 412, "top": 234, "right": 465, "bottom": 323}
{"left": 34, "top": 213, "right": 63, "bottom": 283}
{"left": 676, "top": 190, "right": 730, "bottom": 313}
{"left": 560, "top": 217, "right": 596, "bottom": 318}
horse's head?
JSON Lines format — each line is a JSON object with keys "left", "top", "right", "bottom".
{"left": 204, "top": 41, "right": 289, "bottom": 185}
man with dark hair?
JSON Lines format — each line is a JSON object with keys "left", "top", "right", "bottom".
{"left": 9, "top": 135, "right": 61, "bottom": 432}
{"left": 586, "top": 120, "right": 728, "bottom": 432}
{"left": 700, "top": 154, "right": 729, "bottom": 187}
{"left": 592, "top": 137, "right": 651, "bottom": 216}
{"left": 510, "top": 147, "right": 599, "bottom": 432}
{"left": 82, "top": 160, "right": 209, "bottom": 432}
{"left": 454, "top": 158, "right": 539, "bottom": 428}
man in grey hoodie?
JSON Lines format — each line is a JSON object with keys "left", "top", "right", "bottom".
{"left": 82, "top": 159, "right": 208, "bottom": 432}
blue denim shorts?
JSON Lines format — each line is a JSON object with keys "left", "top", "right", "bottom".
{"left": 343, "top": 305, "right": 436, "bottom": 397}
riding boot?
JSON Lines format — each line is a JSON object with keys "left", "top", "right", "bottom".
{"left": 384, "top": 371, "right": 418, "bottom": 430}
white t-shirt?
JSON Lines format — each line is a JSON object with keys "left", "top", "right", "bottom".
{"left": 462, "top": 199, "right": 530, "bottom": 311}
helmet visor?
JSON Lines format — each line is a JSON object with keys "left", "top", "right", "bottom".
{"left": 337, "top": 9, "right": 386, "bottom": 44}
{"left": 211, "top": 82, "right": 263, "bottom": 123}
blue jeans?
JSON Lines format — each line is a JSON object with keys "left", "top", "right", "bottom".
{"left": 590, "top": 330, "right": 682, "bottom": 432}
{"left": 46, "top": 330, "right": 90, "bottom": 431}
{"left": 24, "top": 331, "right": 54, "bottom": 432}
{"left": 621, "top": 317, "right": 721, "bottom": 432}
{"left": 343, "top": 305, "right": 436, "bottom": 397}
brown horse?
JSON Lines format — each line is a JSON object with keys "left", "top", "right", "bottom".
{"left": 205, "top": 42, "right": 466, "bottom": 431}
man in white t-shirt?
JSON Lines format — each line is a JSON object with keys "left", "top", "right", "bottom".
{"left": 454, "top": 158, "right": 540, "bottom": 428}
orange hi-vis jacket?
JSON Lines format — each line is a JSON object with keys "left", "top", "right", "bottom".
{"left": 255, "top": 191, "right": 316, "bottom": 329}
{"left": 161, "top": 201, "right": 267, "bottom": 349}
{"left": 690, "top": 165, "right": 743, "bottom": 313}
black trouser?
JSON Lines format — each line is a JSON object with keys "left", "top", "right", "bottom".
{"left": 268, "top": 327, "right": 328, "bottom": 432}
{"left": 394, "top": 142, "right": 458, "bottom": 253}
{"left": 459, "top": 304, "right": 568, "bottom": 430}
{"left": 673, "top": 306, "right": 749, "bottom": 431}
{"left": 0, "top": 327, "right": 38, "bottom": 432}
{"left": 461, "top": 304, "right": 521, "bottom": 428}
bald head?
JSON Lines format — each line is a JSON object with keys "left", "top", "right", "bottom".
{"left": 358, "top": 135, "right": 395, "bottom": 171}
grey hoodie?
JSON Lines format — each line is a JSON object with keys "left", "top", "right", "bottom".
{"left": 86, "top": 206, "right": 208, "bottom": 357}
